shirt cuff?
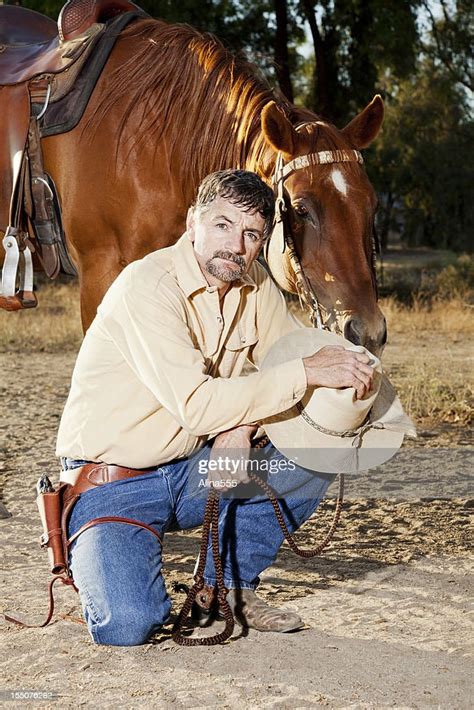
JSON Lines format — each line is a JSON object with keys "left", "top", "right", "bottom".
{"left": 276, "top": 356, "right": 308, "bottom": 406}
{"left": 250, "top": 356, "right": 307, "bottom": 433}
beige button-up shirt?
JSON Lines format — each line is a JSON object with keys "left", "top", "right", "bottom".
{"left": 56, "top": 234, "right": 307, "bottom": 468}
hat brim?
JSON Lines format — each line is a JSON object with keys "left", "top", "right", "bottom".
{"left": 261, "top": 328, "right": 413, "bottom": 474}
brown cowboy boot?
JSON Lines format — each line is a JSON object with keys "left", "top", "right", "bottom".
{"left": 227, "top": 588, "right": 305, "bottom": 633}
{"left": 193, "top": 584, "right": 304, "bottom": 633}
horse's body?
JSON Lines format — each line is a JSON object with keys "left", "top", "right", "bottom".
{"left": 7, "top": 17, "right": 387, "bottom": 351}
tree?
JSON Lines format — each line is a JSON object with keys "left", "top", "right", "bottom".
{"left": 274, "top": 0, "right": 294, "bottom": 100}
{"left": 420, "top": 0, "right": 473, "bottom": 93}
{"left": 297, "top": 1, "right": 420, "bottom": 124}
{"left": 369, "top": 61, "right": 473, "bottom": 252}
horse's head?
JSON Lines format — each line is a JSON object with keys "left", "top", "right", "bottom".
{"left": 260, "top": 96, "right": 386, "bottom": 356}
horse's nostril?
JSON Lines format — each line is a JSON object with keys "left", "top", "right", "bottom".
{"left": 344, "top": 317, "right": 387, "bottom": 350}
{"left": 344, "top": 318, "right": 362, "bottom": 345}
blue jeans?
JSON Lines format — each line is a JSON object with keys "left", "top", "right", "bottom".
{"left": 62, "top": 441, "right": 334, "bottom": 646}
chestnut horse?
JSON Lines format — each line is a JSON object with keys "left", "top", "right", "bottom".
{"left": 39, "top": 18, "right": 386, "bottom": 351}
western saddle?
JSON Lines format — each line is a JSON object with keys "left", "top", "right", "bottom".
{"left": 0, "top": 0, "right": 143, "bottom": 311}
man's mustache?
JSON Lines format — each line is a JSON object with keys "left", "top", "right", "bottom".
{"left": 211, "top": 250, "right": 245, "bottom": 269}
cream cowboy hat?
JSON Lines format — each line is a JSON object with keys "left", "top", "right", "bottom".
{"left": 261, "top": 328, "right": 416, "bottom": 474}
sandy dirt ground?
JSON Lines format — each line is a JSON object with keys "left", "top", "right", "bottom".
{"left": 1, "top": 346, "right": 472, "bottom": 709}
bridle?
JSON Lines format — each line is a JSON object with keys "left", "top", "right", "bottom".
{"left": 269, "top": 128, "right": 375, "bottom": 329}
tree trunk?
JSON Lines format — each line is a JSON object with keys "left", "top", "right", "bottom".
{"left": 380, "top": 191, "right": 394, "bottom": 252}
{"left": 274, "top": 0, "right": 294, "bottom": 102}
{"left": 302, "top": 0, "right": 331, "bottom": 118}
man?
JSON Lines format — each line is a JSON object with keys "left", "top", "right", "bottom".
{"left": 56, "top": 169, "right": 374, "bottom": 646}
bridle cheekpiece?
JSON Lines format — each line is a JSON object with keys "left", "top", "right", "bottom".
{"left": 269, "top": 130, "right": 364, "bottom": 329}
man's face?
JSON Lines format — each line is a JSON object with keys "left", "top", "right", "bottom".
{"left": 187, "top": 195, "right": 266, "bottom": 289}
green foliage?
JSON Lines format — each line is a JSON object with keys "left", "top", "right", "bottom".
{"left": 420, "top": 0, "right": 473, "bottom": 92}
{"left": 296, "top": 0, "right": 420, "bottom": 124}
{"left": 19, "top": 0, "right": 64, "bottom": 17}
{"left": 379, "top": 253, "right": 473, "bottom": 303}
{"left": 369, "top": 57, "right": 473, "bottom": 253}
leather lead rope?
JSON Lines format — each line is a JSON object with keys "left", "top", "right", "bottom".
{"left": 172, "top": 489, "right": 235, "bottom": 646}
{"left": 172, "top": 437, "right": 344, "bottom": 645}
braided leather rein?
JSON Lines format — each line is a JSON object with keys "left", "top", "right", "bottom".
{"left": 172, "top": 436, "right": 344, "bottom": 646}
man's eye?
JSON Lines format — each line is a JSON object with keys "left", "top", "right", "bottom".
{"left": 216, "top": 223, "right": 228, "bottom": 230}
{"left": 245, "top": 232, "right": 260, "bottom": 242}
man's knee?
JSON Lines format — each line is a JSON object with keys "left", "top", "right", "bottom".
{"left": 86, "top": 600, "right": 171, "bottom": 647}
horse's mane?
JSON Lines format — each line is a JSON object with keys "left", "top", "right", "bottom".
{"left": 86, "top": 18, "right": 349, "bottom": 190}
{"left": 86, "top": 18, "right": 286, "bottom": 184}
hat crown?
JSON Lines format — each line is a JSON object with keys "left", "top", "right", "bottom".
{"left": 304, "top": 344, "right": 382, "bottom": 434}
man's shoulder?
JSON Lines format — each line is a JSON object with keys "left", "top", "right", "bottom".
{"left": 98, "top": 246, "right": 184, "bottom": 316}
{"left": 130, "top": 245, "right": 178, "bottom": 289}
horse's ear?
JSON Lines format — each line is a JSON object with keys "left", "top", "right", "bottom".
{"left": 261, "top": 101, "right": 296, "bottom": 157}
{"left": 342, "top": 95, "right": 384, "bottom": 149}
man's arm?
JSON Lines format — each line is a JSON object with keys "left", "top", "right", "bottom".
{"left": 100, "top": 266, "right": 307, "bottom": 438}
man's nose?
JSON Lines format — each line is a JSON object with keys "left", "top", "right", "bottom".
{"left": 225, "top": 230, "right": 246, "bottom": 254}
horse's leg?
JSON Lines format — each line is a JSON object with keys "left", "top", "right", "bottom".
{"left": 76, "top": 253, "right": 123, "bottom": 331}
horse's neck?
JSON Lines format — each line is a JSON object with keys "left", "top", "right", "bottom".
{"left": 243, "top": 129, "right": 276, "bottom": 182}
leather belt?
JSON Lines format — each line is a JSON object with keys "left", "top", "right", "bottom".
{"left": 60, "top": 462, "right": 156, "bottom": 497}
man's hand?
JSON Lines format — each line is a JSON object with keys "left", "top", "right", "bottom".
{"left": 207, "top": 424, "right": 258, "bottom": 489}
{"left": 303, "top": 346, "right": 375, "bottom": 400}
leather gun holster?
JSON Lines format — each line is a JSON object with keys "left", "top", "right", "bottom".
{"left": 2, "top": 463, "right": 164, "bottom": 629}
{"left": 36, "top": 483, "right": 80, "bottom": 576}
{"left": 36, "top": 462, "right": 162, "bottom": 579}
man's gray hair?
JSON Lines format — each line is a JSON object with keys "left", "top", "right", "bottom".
{"left": 194, "top": 169, "right": 275, "bottom": 238}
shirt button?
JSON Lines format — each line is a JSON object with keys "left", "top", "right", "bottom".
{"left": 216, "top": 315, "right": 223, "bottom": 323}
{"left": 241, "top": 336, "right": 246, "bottom": 343}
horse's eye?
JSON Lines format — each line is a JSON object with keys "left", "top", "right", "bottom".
{"left": 293, "top": 203, "right": 309, "bottom": 218}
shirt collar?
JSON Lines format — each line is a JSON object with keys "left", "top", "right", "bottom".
{"left": 172, "top": 233, "right": 257, "bottom": 298}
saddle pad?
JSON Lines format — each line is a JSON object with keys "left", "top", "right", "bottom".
{"left": 38, "top": 11, "right": 146, "bottom": 138}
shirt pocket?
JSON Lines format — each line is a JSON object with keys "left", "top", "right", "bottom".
{"left": 225, "top": 322, "right": 258, "bottom": 352}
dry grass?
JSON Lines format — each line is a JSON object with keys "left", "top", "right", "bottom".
{"left": 0, "top": 282, "right": 82, "bottom": 353}
{"left": 380, "top": 298, "right": 473, "bottom": 427}
{"left": 385, "top": 355, "right": 473, "bottom": 427}
{"left": 381, "top": 296, "right": 474, "bottom": 337}
{"left": 284, "top": 296, "right": 473, "bottom": 429}
{"left": 1, "top": 280, "right": 472, "bottom": 430}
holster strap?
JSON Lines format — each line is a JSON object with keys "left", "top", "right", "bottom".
{"left": 5, "top": 574, "right": 76, "bottom": 628}
{"left": 61, "top": 463, "right": 163, "bottom": 547}
{"left": 68, "top": 516, "right": 162, "bottom": 547}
